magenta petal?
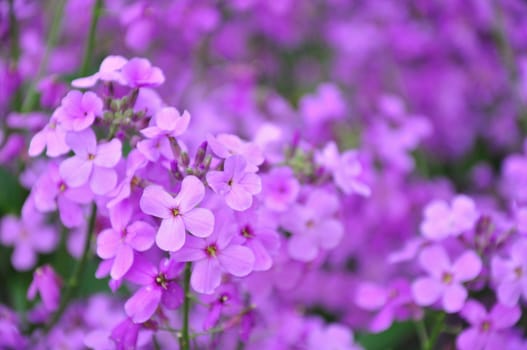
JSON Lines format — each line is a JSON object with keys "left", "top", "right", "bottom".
{"left": 218, "top": 245, "right": 254, "bottom": 277}
{"left": 111, "top": 245, "right": 134, "bottom": 280}
{"left": 369, "top": 307, "right": 395, "bottom": 333}
{"left": 176, "top": 176, "right": 205, "bottom": 212}
{"left": 183, "top": 208, "right": 214, "bottom": 238}
{"left": 418, "top": 245, "right": 451, "bottom": 278}
{"left": 127, "top": 221, "right": 155, "bottom": 251}
{"left": 456, "top": 328, "right": 486, "bottom": 350}
{"left": 170, "top": 236, "right": 207, "bottom": 261}
{"left": 60, "top": 156, "right": 92, "bottom": 187}
{"left": 124, "top": 286, "right": 162, "bottom": 323}
{"left": 90, "top": 167, "right": 117, "bottom": 195}
{"left": 442, "top": 283, "right": 467, "bottom": 313}
{"left": 288, "top": 235, "right": 318, "bottom": 262}
{"left": 28, "top": 130, "right": 46, "bottom": 156}
{"left": 57, "top": 197, "right": 83, "bottom": 228}
{"left": 239, "top": 173, "right": 262, "bottom": 195}
{"left": 490, "top": 303, "right": 521, "bottom": 329}
{"left": 461, "top": 300, "right": 487, "bottom": 325}
{"left": 94, "top": 139, "right": 122, "bottom": 167}
{"left": 225, "top": 185, "right": 253, "bottom": 211}
{"left": 12, "top": 243, "right": 36, "bottom": 271}
{"left": 161, "top": 283, "right": 184, "bottom": 309}
{"left": 453, "top": 250, "right": 482, "bottom": 282}
{"left": 96, "top": 229, "right": 120, "bottom": 259}
{"left": 411, "top": 277, "right": 442, "bottom": 306}
{"left": 140, "top": 185, "right": 174, "bottom": 219}
{"left": 206, "top": 171, "right": 229, "bottom": 194}
{"left": 247, "top": 239, "right": 272, "bottom": 271}
{"left": 355, "top": 283, "right": 388, "bottom": 310}
{"left": 156, "top": 217, "right": 186, "bottom": 252}
{"left": 65, "top": 128, "right": 97, "bottom": 155}
{"left": 190, "top": 259, "right": 222, "bottom": 294}
{"left": 497, "top": 281, "right": 521, "bottom": 306}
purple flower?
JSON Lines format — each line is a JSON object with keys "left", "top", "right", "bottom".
{"left": 457, "top": 300, "right": 521, "bottom": 350}
{"left": 72, "top": 55, "right": 128, "bottom": 88}
{"left": 232, "top": 208, "right": 280, "bottom": 271}
{"left": 411, "top": 245, "right": 482, "bottom": 313}
{"left": 140, "top": 107, "right": 191, "bottom": 139}
{"left": 355, "top": 279, "right": 422, "bottom": 333}
{"left": 139, "top": 176, "right": 214, "bottom": 251}
{"left": 299, "top": 83, "right": 346, "bottom": 125}
{"left": 281, "top": 189, "right": 343, "bottom": 262}
{"left": 261, "top": 166, "right": 300, "bottom": 212}
{"left": 206, "top": 155, "right": 262, "bottom": 211}
{"left": 121, "top": 57, "right": 165, "bottom": 88}
{"left": 491, "top": 239, "right": 527, "bottom": 306}
{"left": 207, "top": 133, "right": 264, "bottom": 171}
{"left": 54, "top": 90, "right": 103, "bottom": 131}
{"left": 316, "top": 142, "right": 371, "bottom": 197}
{"left": 28, "top": 113, "right": 69, "bottom": 157}
{"left": 0, "top": 202, "right": 58, "bottom": 271}
{"left": 33, "top": 162, "right": 93, "bottom": 228}
{"left": 27, "top": 265, "right": 62, "bottom": 312}
{"left": 124, "top": 257, "right": 183, "bottom": 323}
{"left": 59, "top": 128, "right": 122, "bottom": 195}
{"left": 110, "top": 318, "right": 140, "bottom": 350}
{"left": 96, "top": 203, "right": 155, "bottom": 280}
{"left": 171, "top": 213, "right": 255, "bottom": 294}
{"left": 306, "top": 323, "right": 362, "bottom": 350}
{"left": 420, "top": 195, "right": 479, "bottom": 240}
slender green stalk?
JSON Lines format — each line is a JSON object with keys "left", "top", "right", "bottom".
{"left": 21, "top": 0, "right": 66, "bottom": 113}
{"left": 8, "top": 0, "right": 20, "bottom": 64}
{"left": 79, "top": 0, "right": 103, "bottom": 77}
{"left": 45, "top": 203, "right": 97, "bottom": 332}
{"left": 180, "top": 262, "right": 192, "bottom": 350}
{"left": 415, "top": 319, "right": 429, "bottom": 349}
{"left": 423, "top": 312, "right": 446, "bottom": 350}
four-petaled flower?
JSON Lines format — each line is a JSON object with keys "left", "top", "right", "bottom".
{"left": 412, "top": 245, "right": 482, "bottom": 313}
{"left": 140, "top": 176, "right": 215, "bottom": 251}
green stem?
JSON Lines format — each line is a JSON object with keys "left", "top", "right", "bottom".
{"left": 423, "top": 312, "right": 446, "bottom": 350}
{"left": 415, "top": 319, "right": 429, "bottom": 349}
{"left": 45, "top": 203, "right": 97, "bottom": 332}
{"left": 8, "top": 0, "right": 20, "bottom": 64}
{"left": 180, "top": 262, "right": 192, "bottom": 350}
{"left": 21, "top": 0, "right": 66, "bottom": 113}
{"left": 79, "top": 0, "right": 103, "bottom": 77}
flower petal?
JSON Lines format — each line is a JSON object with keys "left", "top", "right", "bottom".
{"left": 183, "top": 208, "right": 214, "bottom": 238}
{"left": 156, "top": 217, "right": 186, "bottom": 252}
{"left": 218, "top": 245, "right": 254, "bottom": 277}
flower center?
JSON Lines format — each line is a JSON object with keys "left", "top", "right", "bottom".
{"left": 241, "top": 225, "right": 253, "bottom": 239}
{"left": 59, "top": 182, "right": 67, "bottom": 192}
{"left": 514, "top": 266, "right": 523, "bottom": 279}
{"left": 171, "top": 208, "right": 180, "bottom": 217}
{"left": 480, "top": 320, "right": 491, "bottom": 332}
{"left": 219, "top": 294, "right": 229, "bottom": 304}
{"left": 88, "top": 153, "right": 96, "bottom": 160}
{"left": 155, "top": 273, "right": 168, "bottom": 290}
{"left": 441, "top": 272, "right": 453, "bottom": 285}
{"left": 306, "top": 219, "right": 315, "bottom": 228}
{"left": 227, "top": 178, "right": 233, "bottom": 186}
{"left": 205, "top": 244, "right": 218, "bottom": 258}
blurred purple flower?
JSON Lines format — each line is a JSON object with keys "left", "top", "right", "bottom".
{"left": 27, "top": 265, "right": 62, "bottom": 312}
{"left": 54, "top": 90, "right": 103, "bottom": 131}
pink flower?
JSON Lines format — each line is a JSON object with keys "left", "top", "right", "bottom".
{"left": 96, "top": 203, "right": 155, "bottom": 280}
{"left": 420, "top": 195, "right": 479, "bottom": 240}
{"left": 28, "top": 113, "right": 69, "bottom": 157}
{"left": 457, "top": 300, "right": 521, "bottom": 350}
{"left": 121, "top": 57, "right": 165, "bottom": 88}
{"left": 27, "top": 265, "right": 62, "bottom": 312}
{"left": 281, "top": 189, "right": 343, "bottom": 262}
{"left": 54, "top": 90, "right": 103, "bottom": 131}
{"left": 207, "top": 133, "right": 264, "bottom": 171}
{"left": 491, "top": 239, "right": 527, "bottom": 306}
{"left": 139, "top": 176, "right": 214, "bottom": 252}
{"left": 206, "top": 155, "right": 262, "bottom": 211}
{"left": 171, "top": 213, "right": 255, "bottom": 294}
{"left": 59, "top": 128, "right": 122, "bottom": 195}
{"left": 71, "top": 55, "right": 128, "bottom": 88}
{"left": 261, "top": 166, "right": 300, "bottom": 212}
{"left": 124, "top": 257, "right": 184, "bottom": 323}
{"left": 140, "top": 107, "right": 191, "bottom": 139}
{"left": 411, "top": 245, "right": 482, "bottom": 313}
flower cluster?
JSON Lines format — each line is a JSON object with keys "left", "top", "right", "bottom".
{"left": 3, "top": 0, "right": 527, "bottom": 349}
